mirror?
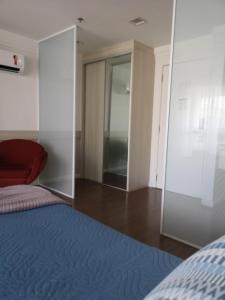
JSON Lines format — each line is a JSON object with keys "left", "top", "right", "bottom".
{"left": 103, "top": 55, "right": 131, "bottom": 189}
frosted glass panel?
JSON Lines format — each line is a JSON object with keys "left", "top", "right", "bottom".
{"left": 39, "top": 28, "right": 76, "bottom": 197}
{"left": 163, "top": 0, "right": 225, "bottom": 247}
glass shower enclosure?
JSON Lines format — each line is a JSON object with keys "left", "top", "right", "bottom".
{"left": 39, "top": 27, "right": 76, "bottom": 198}
{"left": 162, "top": 0, "right": 225, "bottom": 247}
{"left": 103, "top": 54, "right": 131, "bottom": 189}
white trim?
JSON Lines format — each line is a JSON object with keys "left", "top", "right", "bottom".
{"left": 160, "top": 0, "right": 177, "bottom": 234}
{"left": 161, "top": 232, "right": 200, "bottom": 250}
{"left": 38, "top": 25, "right": 76, "bottom": 43}
{"left": 71, "top": 26, "right": 77, "bottom": 199}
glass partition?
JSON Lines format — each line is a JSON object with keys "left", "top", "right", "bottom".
{"left": 163, "top": 0, "right": 225, "bottom": 247}
{"left": 103, "top": 54, "right": 131, "bottom": 189}
{"left": 39, "top": 27, "right": 76, "bottom": 198}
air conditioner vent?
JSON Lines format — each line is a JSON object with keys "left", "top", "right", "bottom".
{"left": 0, "top": 49, "right": 24, "bottom": 74}
{"left": 0, "top": 65, "right": 20, "bottom": 73}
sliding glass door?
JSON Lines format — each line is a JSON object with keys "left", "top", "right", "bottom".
{"left": 39, "top": 27, "right": 76, "bottom": 198}
{"left": 103, "top": 55, "right": 131, "bottom": 189}
{"left": 162, "top": 0, "right": 225, "bottom": 247}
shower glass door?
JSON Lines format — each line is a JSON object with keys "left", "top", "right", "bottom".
{"left": 162, "top": 0, "right": 225, "bottom": 247}
{"left": 39, "top": 27, "right": 76, "bottom": 198}
{"left": 103, "top": 54, "right": 131, "bottom": 189}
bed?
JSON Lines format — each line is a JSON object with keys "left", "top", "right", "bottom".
{"left": 0, "top": 185, "right": 182, "bottom": 300}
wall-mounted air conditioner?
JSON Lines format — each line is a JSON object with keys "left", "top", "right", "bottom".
{"left": 0, "top": 49, "right": 24, "bottom": 74}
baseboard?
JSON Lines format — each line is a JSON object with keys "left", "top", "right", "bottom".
{"left": 0, "top": 130, "right": 38, "bottom": 141}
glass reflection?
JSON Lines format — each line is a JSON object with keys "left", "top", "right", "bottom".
{"left": 103, "top": 55, "right": 131, "bottom": 190}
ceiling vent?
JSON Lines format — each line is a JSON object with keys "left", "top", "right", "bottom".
{"left": 129, "top": 17, "right": 147, "bottom": 26}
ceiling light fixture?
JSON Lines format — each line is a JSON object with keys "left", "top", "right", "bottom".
{"left": 129, "top": 17, "right": 147, "bottom": 26}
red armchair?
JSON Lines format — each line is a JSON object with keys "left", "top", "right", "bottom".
{"left": 0, "top": 139, "right": 48, "bottom": 187}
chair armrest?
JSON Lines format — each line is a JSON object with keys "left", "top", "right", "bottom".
{"left": 0, "top": 154, "right": 3, "bottom": 165}
{"left": 26, "top": 151, "right": 48, "bottom": 184}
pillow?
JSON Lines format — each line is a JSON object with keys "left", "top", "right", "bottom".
{"left": 144, "top": 235, "right": 225, "bottom": 300}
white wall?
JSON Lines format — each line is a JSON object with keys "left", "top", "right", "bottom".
{"left": 149, "top": 45, "right": 171, "bottom": 187}
{"left": 0, "top": 29, "right": 38, "bottom": 131}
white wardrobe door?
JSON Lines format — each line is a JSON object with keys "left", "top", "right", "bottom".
{"left": 39, "top": 27, "right": 76, "bottom": 198}
{"left": 84, "top": 61, "right": 105, "bottom": 182}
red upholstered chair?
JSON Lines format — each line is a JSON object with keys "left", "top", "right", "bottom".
{"left": 0, "top": 139, "right": 48, "bottom": 187}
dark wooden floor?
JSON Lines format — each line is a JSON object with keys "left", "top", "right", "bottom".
{"left": 73, "top": 179, "right": 197, "bottom": 259}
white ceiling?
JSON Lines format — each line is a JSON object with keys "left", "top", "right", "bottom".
{"left": 0, "top": 0, "right": 173, "bottom": 52}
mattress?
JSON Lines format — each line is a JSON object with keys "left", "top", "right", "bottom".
{"left": 0, "top": 204, "right": 182, "bottom": 300}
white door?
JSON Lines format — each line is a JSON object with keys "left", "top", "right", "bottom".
{"left": 156, "top": 65, "right": 169, "bottom": 189}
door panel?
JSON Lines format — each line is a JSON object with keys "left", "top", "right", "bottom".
{"left": 84, "top": 61, "right": 105, "bottom": 182}
{"left": 163, "top": 0, "right": 225, "bottom": 247}
{"left": 39, "top": 27, "right": 76, "bottom": 198}
{"left": 103, "top": 55, "right": 131, "bottom": 190}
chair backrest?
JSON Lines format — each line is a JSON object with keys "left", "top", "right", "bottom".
{"left": 0, "top": 139, "right": 46, "bottom": 167}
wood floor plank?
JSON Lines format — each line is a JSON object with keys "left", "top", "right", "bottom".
{"left": 74, "top": 179, "right": 197, "bottom": 259}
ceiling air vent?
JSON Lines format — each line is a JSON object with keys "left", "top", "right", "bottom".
{"left": 129, "top": 17, "right": 147, "bottom": 26}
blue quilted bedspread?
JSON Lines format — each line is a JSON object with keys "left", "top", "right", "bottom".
{"left": 0, "top": 204, "right": 181, "bottom": 300}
